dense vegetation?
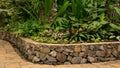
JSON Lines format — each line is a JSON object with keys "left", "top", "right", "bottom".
{"left": 0, "top": 0, "right": 120, "bottom": 43}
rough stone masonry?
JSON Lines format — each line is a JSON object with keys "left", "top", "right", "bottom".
{"left": 0, "top": 31, "right": 120, "bottom": 65}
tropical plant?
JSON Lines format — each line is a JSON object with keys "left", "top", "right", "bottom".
{"left": 0, "top": 0, "right": 120, "bottom": 43}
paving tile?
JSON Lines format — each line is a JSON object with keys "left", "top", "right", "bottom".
{"left": 0, "top": 45, "right": 3, "bottom": 48}
{"left": 5, "top": 62, "right": 20, "bottom": 68}
{"left": 0, "top": 47, "right": 5, "bottom": 51}
{"left": 5, "top": 52, "right": 20, "bottom": 58}
{"left": 0, "top": 47, "right": 6, "bottom": 54}
{"left": 0, "top": 41, "right": 9, "bottom": 47}
{"left": 3, "top": 55, "right": 25, "bottom": 63}
{"left": 20, "top": 63, "right": 55, "bottom": 68}
{"left": 0, "top": 56, "right": 6, "bottom": 63}
{"left": 56, "top": 65, "right": 82, "bottom": 68}
{"left": 4, "top": 58, "right": 25, "bottom": 63}
{"left": 92, "top": 63, "right": 116, "bottom": 68}
{"left": 80, "top": 64, "right": 98, "bottom": 68}
{"left": 20, "top": 64, "right": 42, "bottom": 68}
{"left": 3, "top": 45, "right": 14, "bottom": 51}
{"left": 38, "top": 65, "right": 55, "bottom": 68}
{"left": 111, "top": 60, "right": 120, "bottom": 64}
{"left": 0, "top": 63, "right": 5, "bottom": 68}
{"left": 6, "top": 49, "right": 15, "bottom": 53}
{"left": 20, "top": 62, "right": 34, "bottom": 66}
{"left": 110, "top": 64, "right": 120, "bottom": 68}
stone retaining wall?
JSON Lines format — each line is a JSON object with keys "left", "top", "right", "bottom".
{"left": 0, "top": 31, "right": 120, "bottom": 65}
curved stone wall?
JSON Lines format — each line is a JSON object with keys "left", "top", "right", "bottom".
{"left": 0, "top": 31, "right": 120, "bottom": 65}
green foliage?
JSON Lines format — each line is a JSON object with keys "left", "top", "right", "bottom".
{"left": 109, "top": 23, "right": 120, "bottom": 31}
{"left": 1, "top": 0, "right": 120, "bottom": 43}
{"left": 54, "top": 1, "right": 69, "bottom": 19}
{"left": 114, "top": 7, "right": 120, "bottom": 16}
{"left": 5, "top": 20, "right": 46, "bottom": 37}
{"left": 51, "top": 17, "right": 69, "bottom": 31}
{"left": 44, "top": 0, "right": 54, "bottom": 17}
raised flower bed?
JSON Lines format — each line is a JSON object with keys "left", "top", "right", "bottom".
{"left": 0, "top": 31, "right": 120, "bottom": 65}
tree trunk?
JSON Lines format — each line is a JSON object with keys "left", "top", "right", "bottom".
{"left": 105, "top": 0, "right": 120, "bottom": 23}
{"left": 48, "top": 0, "right": 58, "bottom": 21}
{"left": 0, "top": 2, "right": 6, "bottom": 27}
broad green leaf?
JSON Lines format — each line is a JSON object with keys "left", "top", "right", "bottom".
{"left": 44, "top": 0, "right": 54, "bottom": 17}
{"left": 110, "top": 23, "right": 120, "bottom": 31}
{"left": 55, "top": 27, "right": 64, "bottom": 31}
{"left": 100, "top": 20, "right": 108, "bottom": 25}
{"left": 116, "top": 36, "right": 120, "bottom": 41}
{"left": 87, "top": 21, "right": 100, "bottom": 32}
{"left": 69, "top": 16, "right": 77, "bottom": 21}
{"left": 114, "top": 7, "right": 120, "bottom": 16}
{"left": 20, "top": 7, "right": 35, "bottom": 19}
{"left": 54, "top": 1, "right": 69, "bottom": 19}
{"left": 109, "top": 36, "right": 115, "bottom": 39}
{"left": 100, "top": 13, "right": 105, "bottom": 21}
{"left": 79, "top": 33, "right": 86, "bottom": 38}
{"left": 87, "top": 20, "right": 108, "bottom": 32}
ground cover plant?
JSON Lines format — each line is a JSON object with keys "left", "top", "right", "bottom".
{"left": 0, "top": 0, "right": 120, "bottom": 43}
